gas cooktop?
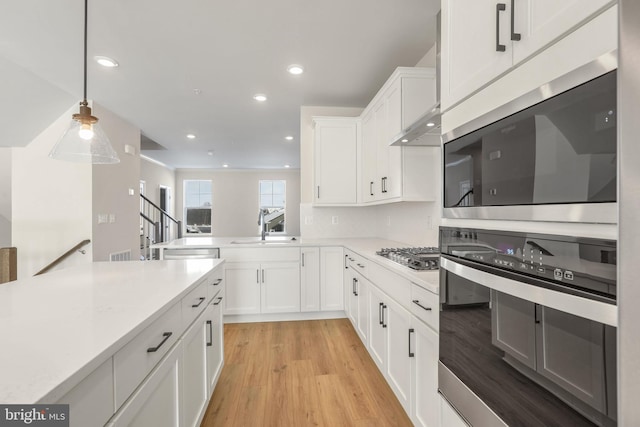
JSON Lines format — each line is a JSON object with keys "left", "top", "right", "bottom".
{"left": 376, "top": 247, "right": 440, "bottom": 271}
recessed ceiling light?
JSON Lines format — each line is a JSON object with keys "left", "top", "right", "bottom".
{"left": 401, "top": 139, "right": 409, "bottom": 143}
{"left": 285, "top": 136, "right": 294, "bottom": 141}
{"left": 426, "top": 122, "right": 435, "bottom": 127}
{"left": 287, "top": 64, "right": 304, "bottom": 75}
{"left": 207, "top": 150, "right": 213, "bottom": 156}
{"left": 284, "top": 164, "right": 291, "bottom": 168}
{"left": 193, "top": 89, "right": 202, "bottom": 95}
{"left": 186, "top": 134, "right": 196, "bottom": 139}
{"left": 222, "top": 164, "right": 229, "bottom": 168}
{"left": 94, "top": 56, "right": 119, "bottom": 68}
{"left": 253, "top": 94, "right": 267, "bottom": 102}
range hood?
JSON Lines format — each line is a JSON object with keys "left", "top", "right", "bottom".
{"left": 389, "top": 105, "right": 441, "bottom": 146}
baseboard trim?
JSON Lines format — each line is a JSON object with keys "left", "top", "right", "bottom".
{"left": 224, "top": 311, "right": 347, "bottom": 324}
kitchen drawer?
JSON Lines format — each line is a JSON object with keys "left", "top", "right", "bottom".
{"left": 368, "top": 262, "right": 411, "bottom": 309}
{"left": 113, "top": 302, "right": 181, "bottom": 409}
{"left": 348, "top": 252, "right": 369, "bottom": 275}
{"left": 182, "top": 278, "right": 210, "bottom": 329}
{"left": 221, "top": 247, "right": 300, "bottom": 262}
{"left": 410, "top": 283, "right": 439, "bottom": 332}
{"left": 207, "top": 273, "right": 224, "bottom": 301}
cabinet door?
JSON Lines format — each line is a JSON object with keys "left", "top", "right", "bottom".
{"left": 361, "top": 111, "right": 378, "bottom": 203}
{"left": 411, "top": 320, "right": 439, "bottom": 427}
{"left": 261, "top": 262, "right": 301, "bottom": 313}
{"left": 314, "top": 118, "right": 358, "bottom": 204}
{"left": 385, "top": 297, "right": 413, "bottom": 413}
{"left": 491, "top": 290, "right": 537, "bottom": 369}
{"left": 355, "top": 276, "right": 369, "bottom": 344}
{"left": 441, "top": 0, "right": 512, "bottom": 110}
{"left": 182, "top": 314, "right": 208, "bottom": 427}
{"left": 380, "top": 83, "right": 403, "bottom": 199}
{"left": 320, "top": 246, "right": 344, "bottom": 311}
{"left": 300, "top": 247, "right": 321, "bottom": 312}
{"left": 108, "top": 343, "right": 182, "bottom": 427}
{"left": 513, "top": 0, "right": 614, "bottom": 64}
{"left": 205, "top": 296, "right": 224, "bottom": 395}
{"left": 368, "top": 285, "right": 387, "bottom": 372}
{"left": 536, "top": 306, "right": 606, "bottom": 412}
{"left": 224, "top": 262, "right": 261, "bottom": 315}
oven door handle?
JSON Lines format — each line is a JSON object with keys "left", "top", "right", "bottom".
{"left": 440, "top": 256, "right": 617, "bottom": 327}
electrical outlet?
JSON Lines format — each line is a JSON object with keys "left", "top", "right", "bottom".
{"left": 98, "top": 214, "right": 108, "bottom": 224}
{"left": 331, "top": 216, "right": 339, "bottom": 225}
{"left": 387, "top": 216, "right": 391, "bottom": 226}
{"left": 109, "top": 214, "right": 116, "bottom": 223}
{"left": 305, "top": 216, "right": 313, "bottom": 225}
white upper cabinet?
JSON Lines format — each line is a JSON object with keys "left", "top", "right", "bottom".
{"left": 441, "top": 0, "right": 615, "bottom": 110}
{"left": 360, "top": 67, "right": 437, "bottom": 204}
{"left": 313, "top": 117, "right": 359, "bottom": 205}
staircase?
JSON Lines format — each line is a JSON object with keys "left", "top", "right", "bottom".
{"left": 140, "top": 194, "right": 182, "bottom": 260}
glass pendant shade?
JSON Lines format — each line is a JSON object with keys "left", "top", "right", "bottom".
{"left": 50, "top": 114, "right": 120, "bottom": 164}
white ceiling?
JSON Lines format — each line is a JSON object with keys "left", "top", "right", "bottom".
{"left": 0, "top": 0, "right": 440, "bottom": 169}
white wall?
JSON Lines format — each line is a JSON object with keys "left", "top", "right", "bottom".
{"left": 175, "top": 169, "right": 301, "bottom": 237}
{"left": 375, "top": 202, "right": 440, "bottom": 246}
{"left": 11, "top": 103, "right": 93, "bottom": 278}
{"left": 0, "top": 148, "right": 11, "bottom": 247}
{"left": 299, "top": 203, "right": 377, "bottom": 239}
{"left": 415, "top": 44, "right": 437, "bottom": 67}
{"left": 91, "top": 103, "right": 141, "bottom": 262}
{"left": 140, "top": 157, "right": 176, "bottom": 217}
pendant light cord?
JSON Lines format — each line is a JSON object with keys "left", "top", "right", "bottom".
{"left": 83, "top": 0, "right": 88, "bottom": 102}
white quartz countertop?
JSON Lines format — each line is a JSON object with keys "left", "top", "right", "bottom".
{"left": 154, "top": 236, "right": 440, "bottom": 294}
{"left": 0, "top": 259, "right": 221, "bottom": 404}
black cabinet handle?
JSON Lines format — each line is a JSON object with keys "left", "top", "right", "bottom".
{"left": 192, "top": 297, "right": 206, "bottom": 308}
{"left": 302, "top": 253, "right": 305, "bottom": 267}
{"left": 496, "top": 3, "right": 506, "bottom": 52}
{"left": 257, "top": 269, "right": 260, "bottom": 283}
{"left": 206, "top": 320, "right": 213, "bottom": 347}
{"left": 408, "top": 328, "right": 415, "bottom": 357}
{"left": 370, "top": 181, "right": 374, "bottom": 196}
{"left": 354, "top": 278, "right": 359, "bottom": 296}
{"left": 214, "top": 296, "right": 223, "bottom": 306}
{"left": 510, "top": 0, "right": 521, "bottom": 41}
{"left": 212, "top": 279, "right": 222, "bottom": 286}
{"left": 379, "top": 302, "right": 384, "bottom": 325}
{"left": 412, "top": 300, "right": 432, "bottom": 312}
{"left": 345, "top": 254, "right": 348, "bottom": 269}
{"left": 317, "top": 186, "right": 320, "bottom": 199}
{"left": 147, "top": 332, "right": 172, "bottom": 353}
{"left": 382, "top": 304, "right": 387, "bottom": 328}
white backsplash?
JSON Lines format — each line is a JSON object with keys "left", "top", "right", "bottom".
{"left": 300, "top": 202, "right": 441, "bottom": 246}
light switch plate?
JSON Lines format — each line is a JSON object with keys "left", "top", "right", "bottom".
{"left": 98, "top": 214, "right": 108, "bottom": 224}
{"left": 331, "top": 216, "right": 339, "bottom": 225}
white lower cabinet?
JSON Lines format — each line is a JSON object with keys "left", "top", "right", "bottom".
{"left": 261, "top": 262, "right": 301, "bottom": 313}
{"left": 411, "top": 318, "right": 440, "bottom": 427}
{"left": 368, "top": 285, "right": 387, "bottom": 373}
{"left": 224, "top": 262, "right": 262, "bottom": 314}
{"left": 320, "top": 246, "right": 344, "bottom": 311}
{"left": 206, "top": 293, "right": 224, "bottom": 393}
{"left": 182, "top": 311, "right": 208, "bottom": 427}
{"left": 386, "top": 298, "right": 413, "bottom": 414}
{"left": 107, "top": 342, "right": 182, "bottom": 427}
{"left": 301, "top": 247, "right": 321, "bottom": 312}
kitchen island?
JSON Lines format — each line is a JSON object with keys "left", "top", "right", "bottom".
{"left": 0, "top": 258, "right": 224, "bottom": 427}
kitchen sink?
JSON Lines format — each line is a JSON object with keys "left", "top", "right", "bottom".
{"left": 230, "top": 237, "right": 298, "bottom": 245}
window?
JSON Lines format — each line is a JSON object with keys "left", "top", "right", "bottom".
{"left": 184, "top": 180, "right": 212, "bottom": 234}
{"left": 259, "top": 180, "right": 286, "bottom": 234}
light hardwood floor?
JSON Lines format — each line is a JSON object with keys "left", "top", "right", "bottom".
{"left": 201, "top": 319, "right": 413, "bottom": 427}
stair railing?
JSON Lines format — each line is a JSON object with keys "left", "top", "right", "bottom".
{"left": 140, "top": 194, "right": 182, "bottom": 260}
{"left": 34, "top": 239, "right": 91, "bottom": 276}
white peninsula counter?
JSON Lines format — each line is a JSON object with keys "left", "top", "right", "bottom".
{"left": 0, "top": 258, "right": 225, "bottom": 427}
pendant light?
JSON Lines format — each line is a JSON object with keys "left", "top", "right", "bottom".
{"left": 49, "top": 0, "right": 119, "bottom": 164}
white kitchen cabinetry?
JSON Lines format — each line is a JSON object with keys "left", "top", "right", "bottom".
{"left": 107, "top": 342, "right": 182, "bottom": 427}
{"left": 300, "top": 247, "right": 321, "bottom": 312}
{"left": 361, "top": 68, "right": 437, "bottom": 203}
{"left": 205, "top": 293, "right": 225, "bottom": 394}
{"left": 385, "top": 297, "right": 413, "bottom": 413}
{"left": 411, "top": 319, "right": 440, "bottom": 427}
{"left": 222, "top": 248, "right": 301, "bottom": 316}
{"left": 441, "top": 0, "right": 614, "bottom": 110}
{"left": 320, "top": 246, "right": 344, "bottom": 311}
{"left": 368, "top": 285, "right": 388, "bottom": 373}
{"left": 313, "top": 117, "right": 359, "bottom": 205}
{"left": 182, "top": 311, "right": 208, "bottom": 427}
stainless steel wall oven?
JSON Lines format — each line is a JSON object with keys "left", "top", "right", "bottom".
{"left": 442, "top": 56, "right": 617, "bottom": 224}
{"left": 439, "top": 227, "right": 617, "bottom": 427}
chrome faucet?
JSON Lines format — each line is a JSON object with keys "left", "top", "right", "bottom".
{"left": 258, "top": 208, "right": 268, "bottom": 240}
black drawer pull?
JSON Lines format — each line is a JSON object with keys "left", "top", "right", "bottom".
{"left": 147, "top": 332, "right": 172, "bottom": 353}
{"left": 496, "top": 3, "right": 507, "bottom": 52}
{"left": 214, "top": 297, "right": 223, "bottom": 306}
{"left": 382, "top": 304, "right": 387, "bottom": 328}
{"left": 192, "top": 297, "right": 206, "bottom": 308}
{"left": 510, "top": 0, "right": 521, "bottom": 41}
{"left": 408, "top": 328, "right": 415, "bottom": 358}
{"left": 212, "top": 279, "right": 222, "bottom": 286}
{"left": 379, "top": 302, "right": 384, "bottom": 325}
{"left": 412, "top": 300, "right": 432, "bottom": 312}
{"left": 206, "top": 320, "right": 213, "bottom": 346}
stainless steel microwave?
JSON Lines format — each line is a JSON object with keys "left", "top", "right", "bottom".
{"left": 443, "top": 57, "right": 617, "bottom": 224}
